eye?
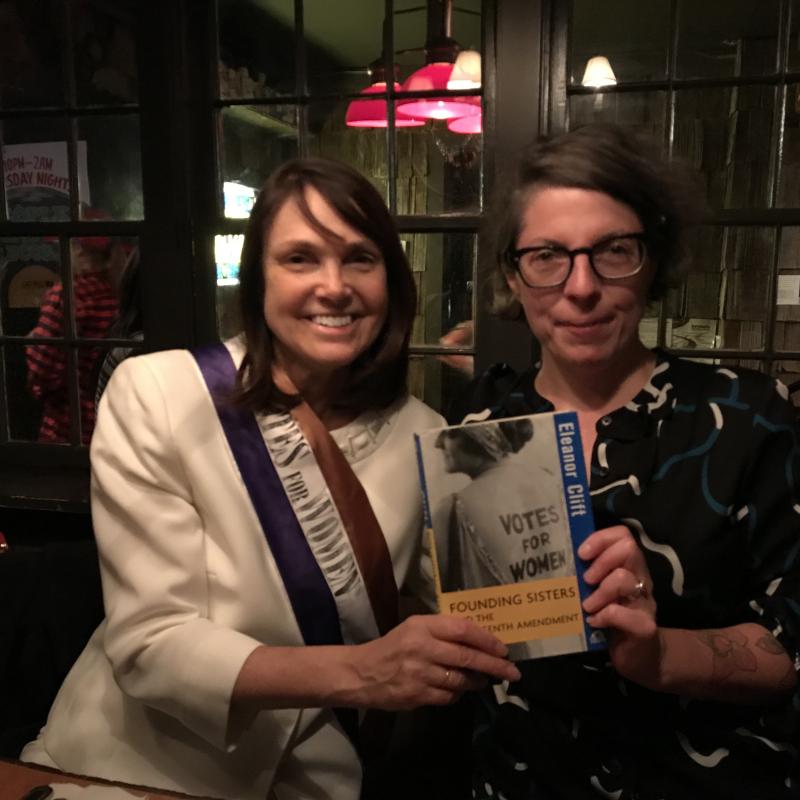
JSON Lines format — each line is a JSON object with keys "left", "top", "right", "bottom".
{"left": 346, "top": 248, "right": 380, "bottom": 270}
{"left": 284, "top": 249, "right": 317, "bottom": 268}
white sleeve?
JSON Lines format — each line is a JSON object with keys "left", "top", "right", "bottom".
{"left": 90, "top": 355, "right": 261, "bottom": 751}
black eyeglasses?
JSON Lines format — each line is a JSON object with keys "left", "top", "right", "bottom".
{"left": 507, "top": 233, "right": 647, "bottom": 288}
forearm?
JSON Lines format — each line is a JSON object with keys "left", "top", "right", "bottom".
{"left": 231, "top": 643, "right": 366, "bottom": 713}
{"left": 653, "top": 622, "right": 796, "bottom": 704}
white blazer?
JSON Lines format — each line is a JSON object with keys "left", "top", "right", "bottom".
{"left": 22, "top": 344, "right": 443, "bottom": 800}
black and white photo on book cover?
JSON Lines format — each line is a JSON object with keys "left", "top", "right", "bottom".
{"left": 415, "top": 412, "right": 606, "bottom": 661}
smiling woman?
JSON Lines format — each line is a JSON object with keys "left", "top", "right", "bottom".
{"left": 19, "top": 158, "right": 521, "bottom": 800}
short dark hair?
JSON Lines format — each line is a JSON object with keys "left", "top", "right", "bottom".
{"left": 487, "top": 124, "right": 700, "bottom": 318}
{"left": 233, "top": 157, "right": 416, "bottom": 414}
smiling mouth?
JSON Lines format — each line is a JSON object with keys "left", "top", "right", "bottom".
{"left": 310, "top": 314, "right": 355, "bottom": 328}
{"left": 559, "top": 317, "right": 612, "bottom": 329}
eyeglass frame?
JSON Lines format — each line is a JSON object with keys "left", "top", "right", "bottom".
{"left": 506, "top": 232, "right": 648, "bottom": 289}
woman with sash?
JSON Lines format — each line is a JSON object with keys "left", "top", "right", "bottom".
{"left": 21, "top": 158, "right": 520, "bottom": 799}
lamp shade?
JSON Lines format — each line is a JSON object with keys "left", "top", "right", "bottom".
{"left": 581, "top": 56, "right": 617, "bottom": 88}
{"left": 447, "top": 105, "right": 482, "bottom": 134}
{"left": 397, "top": 62, "right": 481, "bottom": 121}
{"left": 346, "top": 81, "right": 425, "bottom": 128}
{"left": 447, "top": 49, "right": 481, "bottom": 90}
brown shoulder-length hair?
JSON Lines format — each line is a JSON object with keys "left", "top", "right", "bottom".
{"left": 487, "top": 124, "right": 702, "bottom": 319}
{"left": 232, "top": 157, "right": 416, "bottom": 414}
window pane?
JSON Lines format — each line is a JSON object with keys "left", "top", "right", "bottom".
{"left": 215, "top": 232, "right": 244, "bottom": 341}
{"left": 569, "top": 0, "right": 669, "bottom": 84}
{"left": 218, "top": 0, "right": 295, "bottom": 99}
{"left": 667, "top": 226, "right": 773, "bottom": 352}
{"left": 220, "top": 105, "right": 298, "bottom": 218}
{"left": 2, "top": 117, "right": 73, "bottom": 221}
{"left": 395, "top": 113, "right": 482, "bottom": 215}
{"left": 306, "top": 0, "right": 383, "bottom": 95}
{"left": 73, "top": 1, "right": 138, "bottom": 105}
{"left": 778, "top": 84, "right": 800, "bottom": 207}
{"left": 78, "top": 115, "right": 143, "bottom": 220}
{"left": 0, "top": 0, "right": 64, "bottom": 109}
{"left": 775, "top": 226, "right": 800, "bottom": 351}
{"left": 0, "top": 236, "right": 62, "bottom": 336}
{"left": 6, "top": 343, "right": 49, "bottom": 442}
{"left": 569, "top": 92, "right": 666, "bottom": 148}
{"left": 674, "top": 86, "right": 775, "bottom": 209}
{"left": 406, "top": 232, "right": 475, "bottom": 346}
{"left": 676, "top": 0, "right": 779, "bottom": 79}
{"left": 789, "top": 1, "right": 800, "bottom": 72}
{"left": 409, "top": 354, "right": 472, "bottom": 417}
{"left": 306, "top": 98, "right": 389, "bottom": 204}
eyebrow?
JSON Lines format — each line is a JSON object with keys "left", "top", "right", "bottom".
{"left": 519, "top": 230, "right": 643, "bottom": 248}
{"left": 270, "top": 237, "right": 380, "bottom": 253}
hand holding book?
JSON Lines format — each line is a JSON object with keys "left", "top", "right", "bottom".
{"left": 579, "top": 524, "right": 661, "bottom": 686}
{"left": 346, "top": 614, "right": 521, "bottom": 710}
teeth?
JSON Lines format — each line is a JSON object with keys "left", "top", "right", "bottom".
{"left": 311, "top": 315, "right": 352, "bottom": 328}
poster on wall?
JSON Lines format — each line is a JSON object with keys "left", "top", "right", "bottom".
{"left": 2, "top": 141, "right": 90, "bottom": 221}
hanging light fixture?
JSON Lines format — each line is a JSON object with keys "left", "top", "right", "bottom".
{"left": 447, "top": 104, "right": 481, "bottom": 134}
{"left": 346, "top": 61, "right": 424, "bottom": 128}
{"left": 581, "top": 55, "right": 617, "bottom": 88}
{"left": 397, "top": 0, "right": 481, "bottom": 122}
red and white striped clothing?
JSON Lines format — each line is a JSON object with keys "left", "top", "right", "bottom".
{"left": 26, "top": 270, "right": 118, "bottom": 444}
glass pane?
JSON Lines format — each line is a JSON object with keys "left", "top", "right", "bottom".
{"left": 220, "top": 105, "right": 298, "bottom": 218}
{"left": 306, "top": 98, "right": 389, "bottom": 203}
{"left": 2, "top": 117, "right": 73, "bottom": 221}
{"left": 395, "top": 111, "right": 483, "bottom": 215}
{"left": 0, "top": 0, "right": 64, "bottom": 109}
{"left": 215, "top": 232, "right": 244, "bottom": 340}
{"left": 667, "top": 226, "right": 773, "bottom": 352}
{"left": 778, "top": 84, "right": 800, "bottom": 207}
{"left": 674, "top": 86, "right": 775, "bottom": 209}
{"left": 409, "top": 354, "right": 472, "bottom": 417}
{"left": 306, "top": 0, "right": 383, "bottom": 95}
{"left": 73, "top": 1, "right": 138, "bottom": 105}
{"left": 774, "top": 360, "right": 800, "bottom": 411}
{"left": 6, "top": 344, "right": 48, "bottom": 442}
{"left": 789, "top": 1, "right": 800, "bottom": 72}
{"left": 406, "top": 232, "right": 475, "bottom": 346}
{"left": 676, "top": 0, "right": 779, "bottom": 79}
{"left": 78, "top": 115, "right": 143, "bottom": 220}
{"left": 569, "top": 0, "right": 669, "bottom": 84}
{"left": 569, "top": 92, "right": 666, "bottom": 148}
{"left": 218, "top": 0, "right": 295, "bottom": 99}
{"left": 394, "top": 1, "right": 482, "bottom": 84}
{"left": 0, "top": 236, "right": 62, "bottom": 336}
{"left": 774, "top": 226, "right": 800, "bottom": 351}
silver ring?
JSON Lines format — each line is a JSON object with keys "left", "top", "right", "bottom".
{"left": 631, "top": 579, "right": 648, "bottom": 599}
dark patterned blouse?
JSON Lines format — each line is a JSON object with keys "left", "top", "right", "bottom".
{"left": 451, "top": 351, "right": 800, "bottom": 800}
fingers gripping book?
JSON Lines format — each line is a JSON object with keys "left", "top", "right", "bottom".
{"left": 414, "top": 412, "right": 606, "bottom": 661}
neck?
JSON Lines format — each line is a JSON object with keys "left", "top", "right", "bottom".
{"left": 273, "top": 362, "right": 353, "bottom": 430}
{"left": 536, "top": 341, "right": 655, "bottom": 414}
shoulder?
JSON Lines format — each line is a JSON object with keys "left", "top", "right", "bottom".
{"left": 663, "top": 354, "right": 790, "bottom": 410}
{"left": 447, "top": 362, "right": 536, "bottom": 423}
{"left": 392, "top": 394, "right": 446, "bottom": 430}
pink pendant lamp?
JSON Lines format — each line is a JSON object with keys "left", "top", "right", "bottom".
{"left": 346, "top": 62, "right": 424, "bottom": 128}
{"left": 396, "top": 0, "right": 480, "bottom": 122}
{"left": 446, "top": 50, "right": 482, "bottom": 133}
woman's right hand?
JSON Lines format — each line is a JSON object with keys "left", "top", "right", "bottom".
{"left": 342, "top": 614, "right": 521, "bottom": 710}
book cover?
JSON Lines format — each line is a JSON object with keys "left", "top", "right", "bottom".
{"left": 414, "top": 412, "right": 606, "bottom": 661}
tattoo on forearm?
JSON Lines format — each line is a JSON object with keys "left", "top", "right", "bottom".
{"left": 755, "top": 634, "right": 786, "bottom": 656}
{"left": 695, "top": 630, "right": 757, "bottom": 680}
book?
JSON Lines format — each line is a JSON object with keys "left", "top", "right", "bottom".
{"left": 414, "top": 412, "right": 606, "bottom": 661}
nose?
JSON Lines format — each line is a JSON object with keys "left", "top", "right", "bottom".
{"left": 563, "top": 252, "right": 601, "bottom": 302}
{"left": 316, "top": 260, "right": 352, "bottom": 301}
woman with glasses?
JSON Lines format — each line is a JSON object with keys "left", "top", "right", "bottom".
{"left": 455, "top": 124, "right": 799, "bottom": 799}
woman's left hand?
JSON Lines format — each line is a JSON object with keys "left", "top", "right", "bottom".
{"left": 578, "top": 525, "right": 661, "bottom": 689}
